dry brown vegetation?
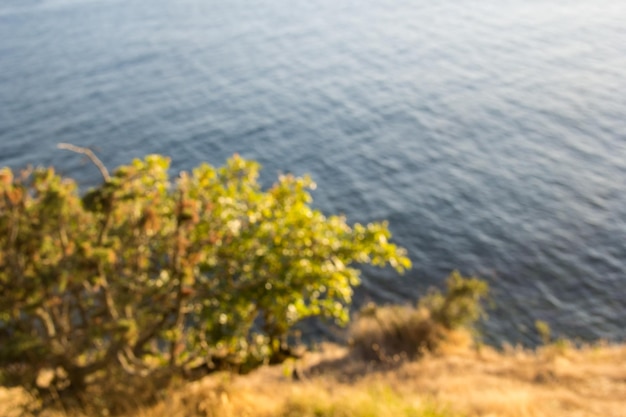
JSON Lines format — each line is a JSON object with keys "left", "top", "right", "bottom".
{"left": 3, "top": 334, "right": 625, "bottom": 417}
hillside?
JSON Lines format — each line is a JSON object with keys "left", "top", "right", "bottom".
{"left": 2, "top": 337, "right": 624, "bottom": 417}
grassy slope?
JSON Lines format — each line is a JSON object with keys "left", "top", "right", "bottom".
{"left": 3, "top": 335, "right": 624, "bottom": 417}
{"left": 143, "top": 339, "right": 626, "bottom": 417}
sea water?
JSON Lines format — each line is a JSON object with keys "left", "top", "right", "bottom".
{"left": 1, "top": 0, "right": 625, "bottom": 345}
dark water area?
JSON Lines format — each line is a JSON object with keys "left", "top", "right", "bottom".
{"left": 1, "top": 0, "right": 625, "bottom": 346}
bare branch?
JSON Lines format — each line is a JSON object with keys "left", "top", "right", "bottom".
{"left": 57, "top": 143, "right": 110, "bottom": 182}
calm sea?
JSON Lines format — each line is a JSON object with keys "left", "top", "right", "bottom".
{"left": 1, "top": 0, "right": 625, "bottom": 345}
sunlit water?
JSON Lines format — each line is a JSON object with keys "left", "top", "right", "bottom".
{"left": 1, "top": 0, "right": 625, "bottom": 345}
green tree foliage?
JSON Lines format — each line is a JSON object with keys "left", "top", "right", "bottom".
{"left": 0, "top": 154, "right": 410, "bottom": 393}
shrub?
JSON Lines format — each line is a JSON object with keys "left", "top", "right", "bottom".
{"left": 418, "top": 271, "right": 489, "bottom": 331}
{"left": 350, "top": 272, "right": 488, "bottom": 362}
{"left": 0, "top": 153, "right": 410, "bottom": 397}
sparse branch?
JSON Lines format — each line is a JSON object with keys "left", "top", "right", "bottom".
{"left": 57, "top": 143, "right": 110, "bottom": 182}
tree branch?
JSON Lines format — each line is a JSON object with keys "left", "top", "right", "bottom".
{"left": 57, "top": 143, "right": 110, "bottom": 182}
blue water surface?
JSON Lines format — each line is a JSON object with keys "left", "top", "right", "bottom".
{"left": 1, "top": 0, "right": 625, "bottom": 345}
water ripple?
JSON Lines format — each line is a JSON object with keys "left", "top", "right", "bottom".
{"left": 1, "top": 0, "right": 625, "bottom": 345}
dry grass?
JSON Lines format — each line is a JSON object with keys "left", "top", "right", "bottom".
{"left": 347, "top": 272, "right": 488, "bottom": 364}
{"left": 3, "top": 339, "right": 625, "bottom": 417}
{"left": 349, "top": 303, "right": 452, "bottom": 363}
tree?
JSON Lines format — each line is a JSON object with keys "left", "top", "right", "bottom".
{"left": 0, "top": 153, "right": 410, "bottom": 395}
